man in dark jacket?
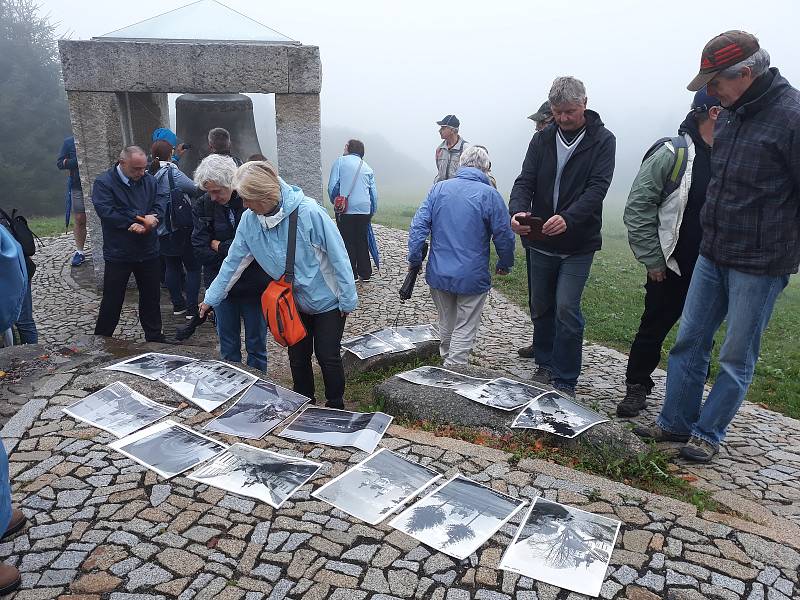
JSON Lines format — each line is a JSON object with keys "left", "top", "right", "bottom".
{"left": 509, "top": 76, "right": 616, "bottom": 397}
{"left": 192, "top": 154, "right": 270, "bottom": 371}
{"left": 57, "top": 136, "right": 87, "bottom": 266}
{"left": 93, "top": 146, "right": 167, "bottom": 342}
{"left": 635, "top": 31, "right": 800, "bottom": 462}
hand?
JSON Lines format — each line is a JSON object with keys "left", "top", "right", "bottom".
{"left": 495, "top": 268, "right": 509, "bottom": 276}
{"left": 542, "top": 215, "right": 567, "bottom": 236}
{"left": 176, "top": 143, "right": 188, "bottom": 157}
{"left": 199, "top": 303, "right": 213, "bottom": 318}
{"left": 511, "top": 212, "right": 531, "bottom": 236}
{"left": 647, "top": 268, "right": 667, "bottom": 282}
{"left": 136, "top": 214, "right": 159, "bottom": 231}
{"left": 340, "top": 310, "right": 350, "bottom": 318}
{"left": 128, "top": 223, "right": 146, "bottom": 234}
{"left": 210, "top": 240, "right": 221, "bottom": 252}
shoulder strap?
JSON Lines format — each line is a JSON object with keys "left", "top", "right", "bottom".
{"left": 344, "top": 159, "right": 364, "bottom": 199}
{"left": 284, "top": 208, "right": 299, "bottom": 283}
{"left": 662, "top": 136, "right": 689, "bottom": 200}
{"left": 166, "top": 165, "right": 176, "bottom": 193}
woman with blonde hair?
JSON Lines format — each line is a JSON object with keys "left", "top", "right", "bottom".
{"left": 200, "top": 162, "right": 357, "bottom": 408}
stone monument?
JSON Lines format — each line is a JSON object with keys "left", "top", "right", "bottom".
{"left": 58, "top": 0, "right": 322, "bottom": 283}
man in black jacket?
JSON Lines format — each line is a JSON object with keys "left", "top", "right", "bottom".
{"left": 635, "top": 31, "right": 800, "bottom": 462}
{"left": 192, "top": 154, "right": 270, "bottom": 371}
{"left": 509, "top": 76, "right": 616, "bottom": 397}
{"left": 93, "top": 146, "right": 168, "bottom": 342}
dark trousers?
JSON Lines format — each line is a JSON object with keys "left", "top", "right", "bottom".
{"left": 337, "top": 213, "right": 372, "bottom": 279}
{"left": 626, "top": 268, "right": 692, "bottom": 391}
{"left": 163, "top": 239, "right": 201, "bottom": 313}
{"left": 287, "top": 309, "right": 346, "bottom": 407}
{"left": 95, "top": 258, "right": 163, "bottom": 341}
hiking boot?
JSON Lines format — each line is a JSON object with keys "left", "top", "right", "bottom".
{"left": 0, "top": 563, "right": 20, "bottom": 596}
{"left": 517, "top": 344, "right": 535, "bottom": 359}
{"left": 680, "top": 436, "right": 719, "bottom": 462}
{"left": 1, "top": 509, "right": 26, "bottom": 541}
{"left": 553, "top": 384, "right": 576, "bottom": 398}
{"left": 531, "top": 365, "right": 552, "bottom": 385}
{"left": 70, "top": 251, "right": 85, "bottom": 267}
{"left": 632, "top": 423, "right": 690, "bottom": 443}
{"left": 616, "top": 383, "right": 648, "bottom": 417}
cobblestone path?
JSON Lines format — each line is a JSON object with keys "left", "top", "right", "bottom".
{"left": 1, "top": 227, "right": 795, "bottom": 599}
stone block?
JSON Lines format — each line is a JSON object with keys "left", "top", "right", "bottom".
{"left": 275, "top": 93, "right": 322, "bottom": 201}
{"left": 342, "top": 339, "right": 439, "bottom": 377}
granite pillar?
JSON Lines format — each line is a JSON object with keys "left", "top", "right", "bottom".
{"left": 275, "top": 93, "right": 323, "bottom": 202}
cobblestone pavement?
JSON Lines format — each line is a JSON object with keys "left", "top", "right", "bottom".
{"left": 1, "top": 227, "right": 795, "bottom": 599}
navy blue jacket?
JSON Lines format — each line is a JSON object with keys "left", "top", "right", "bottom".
{"left": 509, "top": 110, "right": 616, "bottom": 255}
{"left": 91, "top": 165, "right": 164, "bottom": 263}
{"left": 57, "top": 137, "right": 82, "bottom": 191}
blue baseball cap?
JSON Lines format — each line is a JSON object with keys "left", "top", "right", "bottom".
{"left": 691, "top": 87, "right": 722, "bottom": 113}
{"left": 152, "top": 127, "right": 178, "bottom": 146}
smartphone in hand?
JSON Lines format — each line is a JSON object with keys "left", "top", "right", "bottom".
{"left": 518, "top": 214, "right": 546, "bottom": 241}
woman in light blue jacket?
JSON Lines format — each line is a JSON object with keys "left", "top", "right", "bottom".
{"left": 200, "top": 161, "right": 358, "bottom": 408}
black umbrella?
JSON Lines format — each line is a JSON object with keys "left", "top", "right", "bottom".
{"left": 399, "top": 241, "right": 428, "bottom": 301}
{"left": 174, "top": 311, "right": 210, "bottom": 342}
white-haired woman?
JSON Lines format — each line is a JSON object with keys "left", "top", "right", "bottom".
{"left": 199, "top": 162, "right": 357, "bottom": 408}
{"left": 191, "top": 154, "right": 271, "bottom": 372}
{"left": 408, "top": 145, "right": 515, "bottom": 366}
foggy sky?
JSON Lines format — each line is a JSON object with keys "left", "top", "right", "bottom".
{"left": 38, "top": 0, "right": 799, "bottom": 205}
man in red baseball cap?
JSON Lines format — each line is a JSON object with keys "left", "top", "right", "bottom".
{"left": 634, "top": 31, "right": 800, "bottom": 462}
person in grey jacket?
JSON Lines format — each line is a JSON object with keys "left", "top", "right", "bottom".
{"left": 634, "top": 31, "right": 800, "bottom": 462}
{"left": 617, "top": 89, "right": 721, "bottom": 417}
{"left": 434, "top": 115, "right": 468, "bottom": 183}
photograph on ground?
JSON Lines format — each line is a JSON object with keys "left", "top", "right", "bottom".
{"left": 103, "top": 353, "right": 197, "bottom": 380}
{"left": 391, "top": 324, "right": 440, "bottom": 344}
{"left": 396, "top": 366, "right": 490, "bottom": 394}
{"left": 389, "top": 474, "right": 526, "bottom": 560}
{"left": 341, "top": 332, "right": 397, "bottom": 359}
{"left": 511, "top": 391, "right": 608, "bottom": 438}
{"left": 370, "top": 328, "right": 416, "bottom": 352}
{"left": 279, "top": 406, "right": 393, "bottom": 452}
{"left": 456, "top": 377, "right": 550, "bottom": 411}
{"left": 204, "top": 379, "right": 309, "bottom": 439}
{"left": 313, "top": 448, "right": 442, "bottom": 524}
{"left": 63, "top": 381, "right": 175, "bottom": 437}
{"left": 500, "top": 497, "right": 621, "bottom": 597}
{"left": 159, "top": 360, "right": 257, "bottom": 412}
{"left": 109, "top": 420, "right": 226, "bottom": 479}
{"left": 189, "top": 443, "right": 322, "bottom": 508}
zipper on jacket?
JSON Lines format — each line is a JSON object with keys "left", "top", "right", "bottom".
{"left": 710, "top": 117, "right": 741, "bottom": 252}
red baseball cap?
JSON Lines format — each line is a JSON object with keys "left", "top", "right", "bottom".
{"left": 687, "top": 30, "right": 760, "bottom": 91}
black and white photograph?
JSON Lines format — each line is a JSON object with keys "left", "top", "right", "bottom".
{"left": 109, "top": 420, "right": 227, "bottom": 479}
{"left": 391, "top": 324, "right": 440, "bottom": 344}
{"left": 158, "top": 360, "right": 257, "bottom": 412}
{"left": 389, "top": 474, "right": 526, "bottom": 560}
{"left": 369, "top": 328, "right": 416, "bottom": 352}
{"left": 204, "top": 379, "right": 309, "bottom": 439}
{"left": 455, "top": 377, "right": 550, "bottom": 411}
{"left": 188, "top": 443, "right": 322, "bottom": 508}
{"left": 312, "top": 448, "right": 442, "bottom": 524}
{"left": 341, "top": 332, "right": 397, "bottom": 360}
{"left": 279, "top": 406, "right": 393, "bottom": 453}
{"left": 63, "top": 381, "right": 175, "bottom": 437}
{"left": 103, "top": 353, "right": 197, "bottom": 380}
{"left": 500, "top": 498, "right": 621, "bottom": 597}
{"left": 511, "top": 391, "right": 608, "bottom": 438}
{"left": 396, "top": 366, "right": 489, "bottom": 394}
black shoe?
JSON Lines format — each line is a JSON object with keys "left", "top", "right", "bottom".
{"left": 324, "top": 400, "right": 344, "bottom": 409}
{"left": 531, "top": 365, "right": 552, "bottom": 385}
{"left": 173, "top": 306, "right": 188, "bottom": 316}
{"left": 616, "top": 383, "right": 648, "bottom": 417}
{"left": 517, "top": 344, "right": 535, "bottom": 359}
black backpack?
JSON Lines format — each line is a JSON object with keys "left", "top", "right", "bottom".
{"left": 0, "top": 207, "right": 40, "bottom": 257}
{"left": 165, "top": 167, "right": 194, "bottom": 231}
{"left": 641, "top": 136, "right": 689, "bottom": 201}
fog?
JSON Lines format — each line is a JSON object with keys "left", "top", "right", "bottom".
{"left": 40, "top": 0, "right": 799, "bottom": 207}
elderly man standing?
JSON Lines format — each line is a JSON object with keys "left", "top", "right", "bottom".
{"left": 434, "top": 115, "right": 468, "bottom": 183}
{"left": 509, "top": 76, "right": 616, "bottom": 397}
{"left": 409, "top": 146, "right": 515, "bottom": 366}
{"left": 634, "top": 31, "right": 800, "bottom": 462}
{"left": 93, "top": 146, "right": 167, "bottom": 342}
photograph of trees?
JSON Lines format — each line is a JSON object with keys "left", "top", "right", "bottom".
{"left": 511, "top": 391, "right": 608, "bottom": 438}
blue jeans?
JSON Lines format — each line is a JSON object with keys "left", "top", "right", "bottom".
{"left": 164, "top": 249, "right": 201, "bottom": 313}
{"left": 214, "top": 297, "right": 268, "bottom": 372}
{"left": 657, "top": 255, "right": 788, "bottom": 447}
{"left": 529, "top": 250, "right": 594, "bottom": 389}
{"left": 15, "top": 276, "right": 37, "bottom": 344}
{"left": 0, "top": 441, "right": 11, "bottom": 535}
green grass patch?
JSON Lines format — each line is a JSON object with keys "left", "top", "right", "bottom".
{"left": 374, "top": 202, "right": 800, "bottom": 420}
{"left": 26, "top": 216, "right": 72, "bottom": 239}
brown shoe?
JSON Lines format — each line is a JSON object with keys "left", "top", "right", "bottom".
{"left": 0, "top": 563, "right": 20, "bottom": 596}
{"left": 1, "top": 509, "right": 26, "bottom": 541}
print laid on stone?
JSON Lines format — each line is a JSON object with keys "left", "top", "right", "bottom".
{"left": 279, "top": 406, "right": 392, "bottom": 453}
{"left": 396, "top": 365, "right": 489, "bottom": 394}
{"left": 108, "top": 419, "right": 226, "bottom": 478}
{"left": 511, "top": 391, "right": 609, "bottom": 438}
{"left": 313, "top": 448, "right": 442, "bottom": 524}
{"left": 62, "top": 381, "right": 175, "bottom": 437}
{"left": 500, "top": 497, "right": 621, "bottom": 597}
{"left": 455, "top": 377, "right": 551, "bottom": 411}
{"left": 158, "top": 359, "right": 257, "bottom": 412}
{"left": 103, "top": 352, "right": 197, "bottom": 380}
{"left": 204, "top": 378, "right": 309, "bottom": 439}
{"left": 189, "top": 443, "right": 321, "bottom": 508}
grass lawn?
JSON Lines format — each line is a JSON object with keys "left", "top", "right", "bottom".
{"left": 373, "top": 203, "right": 800, "bottom": 420}
{"left": 25, "top": 216, "right": 72, "bottom": 239}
